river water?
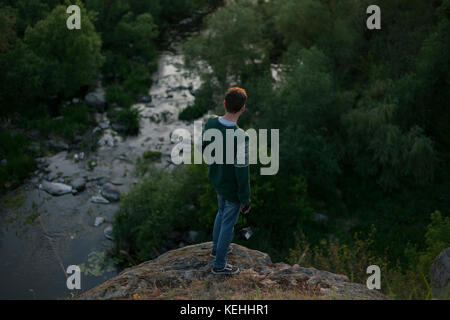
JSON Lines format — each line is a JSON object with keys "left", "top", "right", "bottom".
{"left": 0, "top": 38, "right": 203, "bottom": 299}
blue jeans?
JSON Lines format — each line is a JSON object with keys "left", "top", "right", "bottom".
{"left": 212, "top": 193, "right": 241, "bottom": 269}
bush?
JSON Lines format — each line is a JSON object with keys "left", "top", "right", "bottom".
{"left": 122, "top": 62, "right": 153, "bottom": 98}
{"left": 106, "top": 84, "right": 134, "bottom": 108}
{"left": 105, "top": 62, "right": 152, "bottom": 108}
{"left": 0, "top": 128, "right": 35, "bottom": 188}
{"left": 416, "top": 211, "right": 450, "bottom": 276}
{"left": 107, "top": 108, "right": 140, "bottom": 135}
{"left": 22, "top": 103, "right": 91, "bottom": 141}
{"left": 59, "top": 104, "right": 91, "bottom": 139}
{"left": 113, "top": 166, "right": 194, "bottom": 263}
{"left": 179, "top": 103, "right": 208, "bottom": 121}
{"left": 287, "top": 210, "right": 450, "bottom": 300}
{"left": 143, "top": 150, "right": 162, "bottom": 161}
{"left": 135, "top": 151, "right": 163, "bottom": 176}
{"left": 179, "top": 83, "right": 215, "bottom": 121}
{"left": 288, "top": 226, "right": 386, "bottom": 283}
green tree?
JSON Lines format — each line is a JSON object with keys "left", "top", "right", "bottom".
{"left": 0, "top": 0, "right": 58, "bottom": 36}
{"left": 0, "top": 6, "right": 17, "bottom": 53}
{"left": 273, "top": 0, "right": 332, "bottom": 49}
{"left": 184, "top": 0, "right": 270, "bottom": 88}
{"left": 410, "top": 0, "right": 450, "bottom": 152}
{"left": 110, "top": 12, "right": 158, "bottom": 60}
{"left": 342, "top": 79, "right": 436, "bottom": 190}
{"left": 22, "top": 2, "right": 104, "bottom": 103}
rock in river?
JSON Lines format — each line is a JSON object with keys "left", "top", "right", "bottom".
{"left": 94, "top": 217, "right": 105, "bottom": 227}
{"left": 104, "top": 225, "right": 114, "bottom": 240}
{"left": 101, "top": 183, "right": 121, "bottom": 202}
{"left": 40, "top": 180, "right": 72, "bottom": 196}
{"left": 90, "top": 195, "right": 110, "bottom": 204}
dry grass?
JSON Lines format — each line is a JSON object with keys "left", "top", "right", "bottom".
{"left": 128, "top": 272, "right": 324, "bottom": 300}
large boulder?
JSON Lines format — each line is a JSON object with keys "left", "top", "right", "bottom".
{"left": 430, "top": 247, "right": 450, "bottom": 299}
{"left": 77, "top": 242, "right": 388, "bottom": 300}
{"left": 40, "top": 180, "right": 72, "bottom": 196}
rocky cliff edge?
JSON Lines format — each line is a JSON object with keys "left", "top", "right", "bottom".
{"left": 77, "top": 242, "right": 387, "bottom": 300}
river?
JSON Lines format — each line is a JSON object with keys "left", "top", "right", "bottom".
{"left": 0, "top": 35, "right": 202, "bottom": 299}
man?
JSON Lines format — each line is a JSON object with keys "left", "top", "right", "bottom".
{"left": 202, "top": 87, "right": 251, "bottom": 275}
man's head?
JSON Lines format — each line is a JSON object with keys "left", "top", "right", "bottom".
{"left": 224, "top": 87, "right": 247, "bottom": 114}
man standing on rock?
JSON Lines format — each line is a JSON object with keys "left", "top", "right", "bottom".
{"left": 202, "top": 87, "right": 251, "bottom": 275}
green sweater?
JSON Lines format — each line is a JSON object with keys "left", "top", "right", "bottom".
{"left": 202, "top": 116, "right": 250, "bottom": 206}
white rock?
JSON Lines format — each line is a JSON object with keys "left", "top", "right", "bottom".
{"left": 40, "top": 180, "right": 72, "bottom": 196}
{"left": 94, "top": 217, "right": 105, "bottom": 227}
{"left": 90, "top": 195, "right": 110, "bottom": 204}
{"left": 104, "top": 225, "right": 114, "bottom": 240}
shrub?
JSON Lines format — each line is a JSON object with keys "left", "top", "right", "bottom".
{"left": 113, "top": 167, "right": 191, "bottom": 263}
{"left": 179, "top": 83, "right": 215, "bottom": 121}
{"left": 288, "top": 226, "right": 386, "bottom": 284}
{"left": 143, "top": 150, "right": 162, "bottom": 161}
{"left": 106, "top": 84, "right": 134, "bottom": 108}
{"left": 287, "top": 212, "right": 450, "bottom": 300}
{"left": 135, "top": 151, "right": 163, "bottom": 176}
{"left": 59, "top": 104, "right": 91, "bottom": 139}
{"left": 122, "top": 62, "right": 153, "bottom": 98}
{"left": 0, "top": 128, "right": 35, "bottom": 188}
{"left": 179, "top": 103, "right": 208, "bottom": 121}
{"left": 416, "top": 211, "right": 450, "bottom": 276}
{"left": 107, "top": 108, "right": 140, "bottom": 135}
{"left": 22, "top": 103, "right": 91, "bottom": 141}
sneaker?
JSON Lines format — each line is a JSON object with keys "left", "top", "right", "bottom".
{"left": 211, "top": 264, "right": 240, "bottom": 275}
{"left": 210, "top": 247, "right": 232, "bottom": 258}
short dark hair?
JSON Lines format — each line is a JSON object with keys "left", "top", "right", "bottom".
{"left": 225, "top": 87, "right": 247, "bottom": 113}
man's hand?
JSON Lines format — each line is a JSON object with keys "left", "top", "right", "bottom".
{"left": 240, "top": 204, "right": 251, "bottom": 215}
